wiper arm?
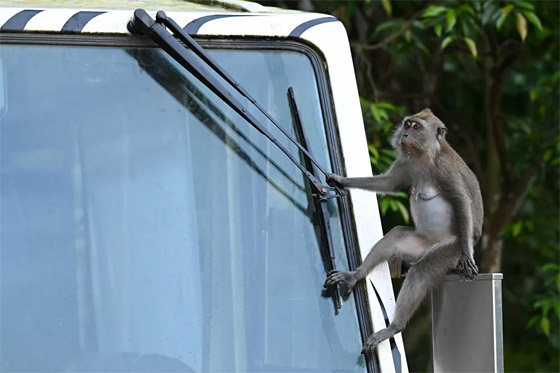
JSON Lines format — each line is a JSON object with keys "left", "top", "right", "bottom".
{"left": 128, "top": 9, "right": 339, "bottom": 200}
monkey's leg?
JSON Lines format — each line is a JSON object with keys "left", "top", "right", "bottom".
{"left": 362, "top": 244, "right": 460, "bottom": 353}
{"left": 324, "top": 226, "right": 428, "bottom": 295}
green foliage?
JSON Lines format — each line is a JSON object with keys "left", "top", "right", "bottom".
{"left": 361, "top": 99, "right": 409, "bottom": 225}
{"left": 358, "top": 1, "right": 559, "bottom": 370}
{"left": 261, "top": 0, "right": 559, "bottom": 370}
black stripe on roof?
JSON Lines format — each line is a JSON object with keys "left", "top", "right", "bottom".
{"left": 183, "top": 14, "right": 250, "bottom": 35}
{"left": 61, "top": 11, "right": 105, "bottom": 32}
{"left": 289, "top": 16, "right": 337, "bottom": 37}
{"left": 1, "top": 9, "right": 43, "bottom": 31}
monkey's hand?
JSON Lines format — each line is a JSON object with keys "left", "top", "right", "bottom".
{"left": 326, "top": 173, "right": 345, "bottom": 188}
{"left": 323, "top": 270, "right": 357, "bottom": 296}
{"left": 456, "top": 254, "right": 479, "bottom": 279}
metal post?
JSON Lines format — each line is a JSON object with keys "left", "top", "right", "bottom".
{"left": 432, "top": 273, "right": 504, "bottom": 373}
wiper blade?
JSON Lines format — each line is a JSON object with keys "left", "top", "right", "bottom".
{"left": 128, "top": 9, "right": 340, "bottom": 200}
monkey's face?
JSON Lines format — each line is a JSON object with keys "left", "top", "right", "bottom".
{"left": 391, "top": 108, "right": 446, "bottom": 158}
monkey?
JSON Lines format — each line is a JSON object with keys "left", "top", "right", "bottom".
{"left": 324, "top": 108, "right": 483, "bottom": 354}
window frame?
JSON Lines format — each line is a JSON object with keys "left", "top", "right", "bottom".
{"left": 0, "top": 33, "right": 377, "bottom": 373}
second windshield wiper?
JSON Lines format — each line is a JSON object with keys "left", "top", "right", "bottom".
{"left": 128, "top": 9, "right": 341, "bottom": 200}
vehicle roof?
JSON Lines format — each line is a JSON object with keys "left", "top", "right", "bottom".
{"left": 0, "top": 0, "right": 291, "bottom": 13}
{"left": 0, "top": 0, "right": 331, "bottom": 35}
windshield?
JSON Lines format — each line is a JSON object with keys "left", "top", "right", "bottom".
{"left": 0, "top": 42, "right": 365, "bottom": 372}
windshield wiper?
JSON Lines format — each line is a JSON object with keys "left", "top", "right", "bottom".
{"left": 128, "top": 9, "right": 345, "bottom": 312}
{"left": 128, "top": 9, "right": 340, "bottom": 200}
{"left": 288, "top": 87, "right": 342, "bottom": 313}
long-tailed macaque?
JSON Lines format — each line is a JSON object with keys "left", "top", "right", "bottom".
{"left": 324, "top": 108, "right": 483, "bottom": 353}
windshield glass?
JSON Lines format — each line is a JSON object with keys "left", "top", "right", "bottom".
{"left": 0, "top": 42, "right": 365, "bottom": 372}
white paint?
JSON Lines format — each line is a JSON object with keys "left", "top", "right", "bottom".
{"left": 0, "top": 7, "right": 21, "bottom": 28}
{"left": 216, "top": 0, "right": 270, "bottom": 13}
{"left": 24, "top": 8, "right": 77, "bottom": 31}
{"left": 81, "top": 9, "right": 132, "bottom": 33}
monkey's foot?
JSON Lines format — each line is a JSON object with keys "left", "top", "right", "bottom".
{"left": 361, "top": 327, "right": 398, "bottom": 354}
{"left": 455, "top": 254, "right": 479, "bottom": 279}
{"left": 323, "top": 270, "right": 357, "bottom": 296}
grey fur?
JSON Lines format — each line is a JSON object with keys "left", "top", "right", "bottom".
{"left": 324, "top": 108, "right": 483, "bottom": 354}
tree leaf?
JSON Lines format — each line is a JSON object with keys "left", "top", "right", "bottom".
{"left": 368, "top": 144, "right": 379, "bottom": 159}
{"left": 522, "top": 10, "right": 543, "bottom": 31}
{"left": 372, "top": 20, "right": 402, "bottom": 38}
{"left": 516, "top": 12, "right": 528, "bottom": 42}
{"left": 496, "top": 4, "right": 514, "bottom": 29}
{"left": 434, "top": 23, "right": 443, "bottom": 37}
{"left": 422, "top": 5, "right": 447, "bottom": 18}
{"left": 370, "top": 104, "right": 381, "bottom": 122}
{"left": 515, "top": 1, "right": 535, "bottom": 11}
{"left": 381, "top": 0, "right": 392, "bottom": 17}
{"left": 380, "top": 199, "right": 390, "bottom": 215}
{"left": 503, "top": 4, "right": 515, "bottom": 16}
{"left": 543, "top": 149, "right": 553, "bottom": 162}
{"left": 395, "top": 201, "right": 410, "bottom": 224}
{"left": 541, "top": 263, "right": 560, "bottom": 271}
{"left": 375, "top": 102, "right": 398, "bottom": 110}
{"left": 540, "top": 317, "right": 550, "bottom": 336}
{"left": 459, "top": 4, "right": 475, "bottom": 16}
{"left": 464, "top": 37, "right": 478, "bottom": 57}
{"left": 446, "top": 9, "right": 456, "bottom": 32}
{"left": 380, "top": 148, "right": 396, "bottom": 157}
{"left": 415, "top": 40, "right": 430, "bottom": 54}
{"left": 481, "top": 1, "right": 500, "bottom": 25}
{"left": 527, "top": 315, "right": 539, "bottom": 328}
{"left": 441, "top": 35, "right": 455, "bottom": 50}
{"left": 512, "top": 220, "right": 523, "bottom": 237}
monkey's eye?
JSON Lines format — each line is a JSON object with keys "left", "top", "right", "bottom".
{"left": 403, "top": 121, "right": 411, "bottom": 129}
{"left": 412, "top": 123, "right": 421, "bottom": 130}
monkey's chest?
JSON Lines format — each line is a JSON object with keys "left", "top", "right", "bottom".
{"left": 410, "top": 189, "right": 454, "bottom": 240}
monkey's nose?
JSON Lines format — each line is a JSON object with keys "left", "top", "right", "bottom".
{"left": 402, "top": 134, "right": 408, "bottom": 138}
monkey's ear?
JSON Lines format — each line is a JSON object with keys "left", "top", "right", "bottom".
{"left": 437, "top": 127, "right": 447, "bottom": 138}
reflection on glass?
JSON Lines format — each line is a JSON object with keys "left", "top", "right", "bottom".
{"left": 0, "top": 44, "right": 365, "bottom": 372}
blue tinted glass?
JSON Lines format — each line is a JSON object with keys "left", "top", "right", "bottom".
{"left": 0, "top": 44, "right": 365, "bottom": 372}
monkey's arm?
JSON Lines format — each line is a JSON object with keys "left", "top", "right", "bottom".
{"left": 327, "top": 163, "right": 409, "bottom": 193}
{"left": 448, "top": 191, "right": 479, "bottom": 278}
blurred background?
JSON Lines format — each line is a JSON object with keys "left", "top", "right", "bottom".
{"left": 260, "top": 1, "right": 559, "bottom": 371}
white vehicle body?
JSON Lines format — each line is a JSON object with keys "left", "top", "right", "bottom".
{"left": 0, "top": 1, "right": 407, "bottom": 372}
